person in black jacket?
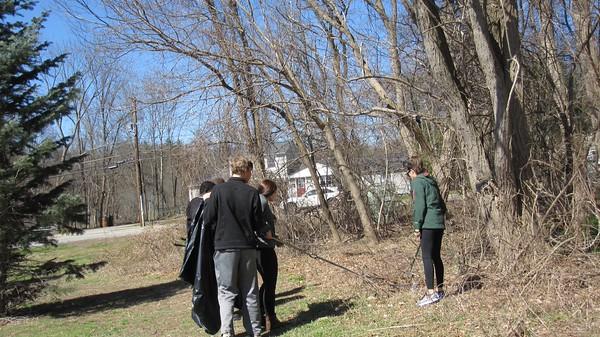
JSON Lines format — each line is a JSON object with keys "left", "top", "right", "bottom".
{"left": 204, "top": 156, "right": 271, "bottom": 337}
{"left": 180, "top": 180, "right": 216, "bottom": 284}
{"left": 185, "top": 181, "right": 216, "bottom": 238}
{"left": 256, "top": 179, "right": 281, "bottom": 332}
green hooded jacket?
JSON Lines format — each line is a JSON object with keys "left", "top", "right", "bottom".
{"left": 410, "top": 175, "right": 446, "bottom": 230}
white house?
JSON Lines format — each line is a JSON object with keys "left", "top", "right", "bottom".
{"left": 287, "top": 163, "right": 336, "bottom": 198}
{"left": 264, "top": 142, "right": 297, "bottom": 176}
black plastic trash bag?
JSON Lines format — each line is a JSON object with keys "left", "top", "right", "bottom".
{"left": 179, "top": 200, "right": 220, "bottom": 334}
{"left": 179, "top": 199, "right": 204, "bottom": 285}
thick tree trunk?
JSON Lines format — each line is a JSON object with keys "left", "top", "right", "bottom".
{"left": 571, "top": 0, "right": 599, "bottom": 246}
{"left": 574, "top": 0, "right": 600, "bottom": 156}
{"left": 411, "top": 0, "right": 492, "bottom": 192}
{"left": 467, "top": 0, "right": 531, "bottom": 265}
{"left": 468, "top": 0, "right": 529, "bottom": 199}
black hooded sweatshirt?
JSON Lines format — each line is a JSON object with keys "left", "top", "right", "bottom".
{"left": 203, "top": 177, "right": 269, "bottom": 250}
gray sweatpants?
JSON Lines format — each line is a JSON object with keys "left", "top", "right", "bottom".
{"left": 214, "top": 249, "right": 261, "bottom": 337}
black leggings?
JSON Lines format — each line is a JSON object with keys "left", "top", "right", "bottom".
{"left": 421, "top": 229, "right": 444, "bottom": 290}
{"left": 257, "top": 248, "right": 278, "bottom": 318}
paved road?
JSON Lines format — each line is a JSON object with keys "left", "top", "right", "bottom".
{"left": 53, "top": 218, "right": 184, "bottom": 244}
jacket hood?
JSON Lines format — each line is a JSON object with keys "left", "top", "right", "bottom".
{"left": 414, "top": 174, "right": 436, "bottom": 183}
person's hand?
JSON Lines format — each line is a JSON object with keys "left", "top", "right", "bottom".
{"left": 413, "top": 229, "right": 421, "bottom": 239}
{"left": 264, "top": 230, "right": 273, "bottom": 240}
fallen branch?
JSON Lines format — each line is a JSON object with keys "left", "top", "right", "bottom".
{"left": 274, "top": 237, "right": 401, "bottom": 294}
{"left": 367, "top": 323, "right": 427, "bottom": 331}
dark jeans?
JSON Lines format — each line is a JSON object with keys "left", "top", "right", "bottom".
{"left": 421, "top": 229, "right": 444, "bottom": 290}
{"left": 257, "top": 248, "right": 278, "bottom": 318}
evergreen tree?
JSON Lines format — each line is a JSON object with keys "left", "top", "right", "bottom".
{"left": 0, "top": 0, "right": 88, "bottom": 313}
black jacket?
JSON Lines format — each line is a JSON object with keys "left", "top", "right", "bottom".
{"left": 203, "top": 177, "right": 269, "bottom": 250}
{"left": 185, "top": 197, "right": 203, "bottom": 233}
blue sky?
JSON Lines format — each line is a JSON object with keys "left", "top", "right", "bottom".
{"left": 22, "top": 0, "right": 73, "bottom": 45}
{"left": 20, "top": 0, "right": 202, "bottom": 143}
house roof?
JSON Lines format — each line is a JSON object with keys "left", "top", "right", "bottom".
{"left": 289, "top": 163, "right": 334, "bottom": 179}
{"left": 266, "top": 141, "right": 295, "bottom": 156}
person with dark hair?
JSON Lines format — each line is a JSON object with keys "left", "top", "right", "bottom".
{"left": 186, "top": 181, "right": 216, "bottom": 234}
{"left": 406, "top": 156, "right": 447, "bottom": 307}
{"left": 204, "top": 156, "right": 272, "bottom": 337}
{"left": 256, "top": 179, "right": 281, "bottom": 332}
{"left": 181, "top": 181, "right": 216, "bottom": 284}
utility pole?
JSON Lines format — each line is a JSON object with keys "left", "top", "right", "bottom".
{"left": 131, "top": 97, "right": 146, "bottom": 227}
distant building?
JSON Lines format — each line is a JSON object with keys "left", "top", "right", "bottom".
{"left": 263, "top": 141, "right": 411, "bottom": 199}
{"left": 264, "top": 142, "right": 299, "bottom": 176}
{"left": 287, "top": 162, "right": 336, "bottom": 198}
{"left": 188, "top": 185, "right": 201, "bottom": 201}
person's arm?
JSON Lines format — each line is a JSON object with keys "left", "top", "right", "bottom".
{"left": 203, "top": 193, "right": 218, "bottom": 231}
{"left": 252, "top": 192, "right": 270, "bottom": 236}
{"left": 412, "top": 180, "right": 426, "bottom": 230}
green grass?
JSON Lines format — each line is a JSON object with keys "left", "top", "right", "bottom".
{"left": 1, "top": 233, "right": 598, "bottom": 337}
{"left": 30, "top": 239, "right": 129, "bottom": 265}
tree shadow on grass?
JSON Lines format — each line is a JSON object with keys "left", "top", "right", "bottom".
{"left": 275, "top": 286, "right": 304, "bottom": 298}
{"left": 274, "top": 295, "right": 305, "bottom": 307}
{"left": 267, "top": 299, "right": 354, "bottom": 337}
{"left": 14, "top": 279, "right": 189, "bottom": 318}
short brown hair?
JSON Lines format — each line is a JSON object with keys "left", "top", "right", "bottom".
{"left": 258, "top": 179, "right": 277, "bottom": 197}
{"left": 230, "top": 156, "right": 254, "bottom": 175}
{"left": 407, "top": 156, "right": 426, "bottom": 174}
{"left": 211, "top": 177, "right": 225, "bottom": 184}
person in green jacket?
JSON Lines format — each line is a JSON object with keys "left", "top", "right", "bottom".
{"left": 406, "top": 156, "right": 447, "bottom": 307}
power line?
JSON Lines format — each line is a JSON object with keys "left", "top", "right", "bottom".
{"left": 49, "top": 151, "right": 191, "bottom": 180}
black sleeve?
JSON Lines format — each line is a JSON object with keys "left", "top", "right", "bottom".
{"left": 252, "top": 192, "right": 269, "bottom": 235}
{"left": 203, "top": 194, "right": 218, "bottom": 231}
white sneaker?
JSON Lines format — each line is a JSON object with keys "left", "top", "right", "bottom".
{"left": 417, "top": 292, "right": 441, "bottom": 307}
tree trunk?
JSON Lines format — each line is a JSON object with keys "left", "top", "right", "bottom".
{"left": 313, "top": 0, "right": 432, "bottom": 157}
{"left": 571, "top": 0, "right": 600, "bottom": 246}
{"left": 227, "top": 0, "right": 267, "bottom": 178}
{"left": 325, "top": 23, "right": 378, "bottom": 244}
{"left": 99, "top": 175, "right": 106, "bottom": 227}
{"left": 410, "top": 0, "right": 493, "bottom": 191}
{"left": 537, "top": 1, "right": 574, "bottom": 199}
{"left": 321, "top": 121, "right": 379, "bottom": 244}
{"left": 268, "top": 76, "right": 342, "bottom": 244}
{"left": 467, "top": 0, "right": 531, "bottom": 265}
